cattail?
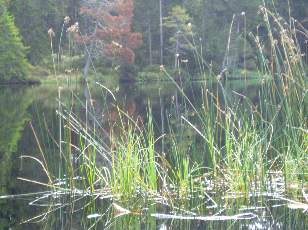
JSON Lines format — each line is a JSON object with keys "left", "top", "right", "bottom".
{"left": 112, "top": 41, "right": 123, "bottom": 48}
{"left": 67, "top": 22, "right": 79, "bottom": 33}
{"left": 48, "top": 28, "right": 55, "bottom": 38}
{"left": 160, "top": 65, "right": 165, "bottom": 72}
{"left": 181, "top": 59, "right": 188, "bottom": 63}
{"left": 187, "top": 22, "right": 192, "bottom": 32}
{"left": 64, "top": 16, "right": 71, "bottom": 25}
{"left": 90, "top": 99, "right": 95, "bottom": 107}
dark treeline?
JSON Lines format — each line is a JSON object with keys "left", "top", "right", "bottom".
{"left": 0, "top": 0, "right": 307, "bottom": 81}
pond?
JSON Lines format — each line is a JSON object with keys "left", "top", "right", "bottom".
{"left": 0, "top": 79, "right": 307, "bottom": 229}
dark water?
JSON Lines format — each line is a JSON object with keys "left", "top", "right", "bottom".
{"left": 0, "top": 81, "right": 307, "bottom": 229}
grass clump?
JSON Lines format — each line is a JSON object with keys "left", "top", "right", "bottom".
{"left": 18, "top": 6, "right": 307, "bottom": 227}
{"left": 110, "top": 115, "right": 158, "bottom": 199}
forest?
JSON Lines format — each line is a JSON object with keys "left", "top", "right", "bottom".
{"left": 0, "top": 0, "right": 307, "bottom": 82}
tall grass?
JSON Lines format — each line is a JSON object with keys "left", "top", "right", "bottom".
{"left": 159, "top": 4, "right": 307, "bottom": 194}
{"left": 254, "top": 5, "right": 307, "bottom": 187}
{"left": 110, "top": 111, "right": 158, "bottom": 198}
{"left": 49, "top": 6, "right": 306, "bottom": 197}
{"left": 20, "top": 5, "right": 307, "bottom": 227}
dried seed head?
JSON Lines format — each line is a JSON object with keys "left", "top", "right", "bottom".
{"left": 64, "top": 16, "right": 71, "bottom": 25}
{"left": 187, "top": 22, "right": 192, "bottom": 31}
{"left": 67, "top": 22, "right": 79, "bottom": 33}
{"left": 48, "top": 28, "right": 55, "bottom": 38}
{"left": 160, "top": 65, "right": 165, "bottom": 72}
{"left": 181, "top": 59, "right": 188, "bottom": 63}
{"left": 111, "top": 41, "right": 122, "bottom": 48}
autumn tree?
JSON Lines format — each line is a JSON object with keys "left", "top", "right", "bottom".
{"left": 76, "top": 0, "right": 142, "bottom": 66}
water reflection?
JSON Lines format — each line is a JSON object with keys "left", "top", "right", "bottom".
{"left": 0, "top": 81, "right": 307, "bottom": 229}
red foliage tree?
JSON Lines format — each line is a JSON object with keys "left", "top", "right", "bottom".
{"left": 76, "top": 0, "right": 142, "bottom": 64}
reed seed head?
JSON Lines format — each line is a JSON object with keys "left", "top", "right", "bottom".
{"left": 48, "top": 28, "right": 55, "bottom": 38}
{"left": 67, "top": 22, "right": 79, "bottom": 33}
{"left": 64, "top": 16, "right": 71, "bottom": 25}
{"left": 160, "top": 65, "right": 165, "bottom": 72}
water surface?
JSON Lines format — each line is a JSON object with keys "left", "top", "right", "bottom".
{"left": 0, "top": 80, "right": 307, "bottom": 229}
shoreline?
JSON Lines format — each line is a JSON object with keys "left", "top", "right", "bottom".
{"left": 0, "top": 79, "right": 41, "bottom": 86}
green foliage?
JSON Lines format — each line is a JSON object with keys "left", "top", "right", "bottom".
{"left": 0, "top": 87, "right": 34, "bottom": 229}
{"left": 0, "top": 2, "right": 28, "bottom": 81}
{"left": 133, "top": 0, "right": 160, "bottom": 65}
{"left": 8, "top": 0, "right": 80, "bottom": 65}
{"left": 137, "top": 65, "right": 165, "bottom": 81}
{"left": 164, "top": 5, "right": 193, "bottom": 39}
{"left": 0, "top": 0, "right": 306, "bottom": 76}
{"left": 133, "top": 0, "right": 307, "bottom": 73}
{"left": 164, "top": 5, "right": 194, "bottom": 56}
{"left": 111, "top": 111, "right": 158, "bottom": 199}
{"left": 0, "top": 87, "right": 32, "bottom": 188}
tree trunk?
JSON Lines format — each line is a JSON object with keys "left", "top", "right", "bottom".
{"left": 83, "top": 45, "right": 92, "bottom": 81}
{"left": 159, "top": 90, "right": 165, "bottom": 155}
{"left": 83, "top": 22, "right": 97, "bottom": 81}
{"left": 148, "top": 23, "right": 153, "bottom": 65}
{"left": 174, "top": 35, "right": 179, "bottom": 69}
{"left": 159, "top": 0, "right": 163, "bottom": 65}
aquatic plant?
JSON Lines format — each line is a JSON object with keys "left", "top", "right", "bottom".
{"left": 11, "top": 4, "right": 307, "bottom": 228}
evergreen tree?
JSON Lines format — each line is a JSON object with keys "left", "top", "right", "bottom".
{"left": 9, "top": 0, "right": 60, "bottom": 64}
{"left": 8, "top": 0, "right": 81, "bottom": 65}
{"left": 133, "top": 0, "right": 160, "bottom": 66}
{"left": 164, "top": 5, "right": 194, "bottom": 68}
{"left": 0, "top": 1, "right": 28, "bottom": 81}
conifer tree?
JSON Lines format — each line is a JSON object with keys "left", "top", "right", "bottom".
{"left": 0, "top": 1, "right": 28, "bottom": 81}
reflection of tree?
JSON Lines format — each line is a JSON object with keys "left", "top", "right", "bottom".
{"left": 103, "top": 84, "right": 145, "bottom": 138}
{"left": 0, "top": 87, "right": 34, "bottom": 228}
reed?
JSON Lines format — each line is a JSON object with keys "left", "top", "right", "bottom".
{"left": 159, "top": 4, "right": 307, "bottom": 194}
{"left": 19, "top": 6, "right": 307, "bottom": 228}
{"left": 255, "top": 5, "right": 307, "bottom": 186}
